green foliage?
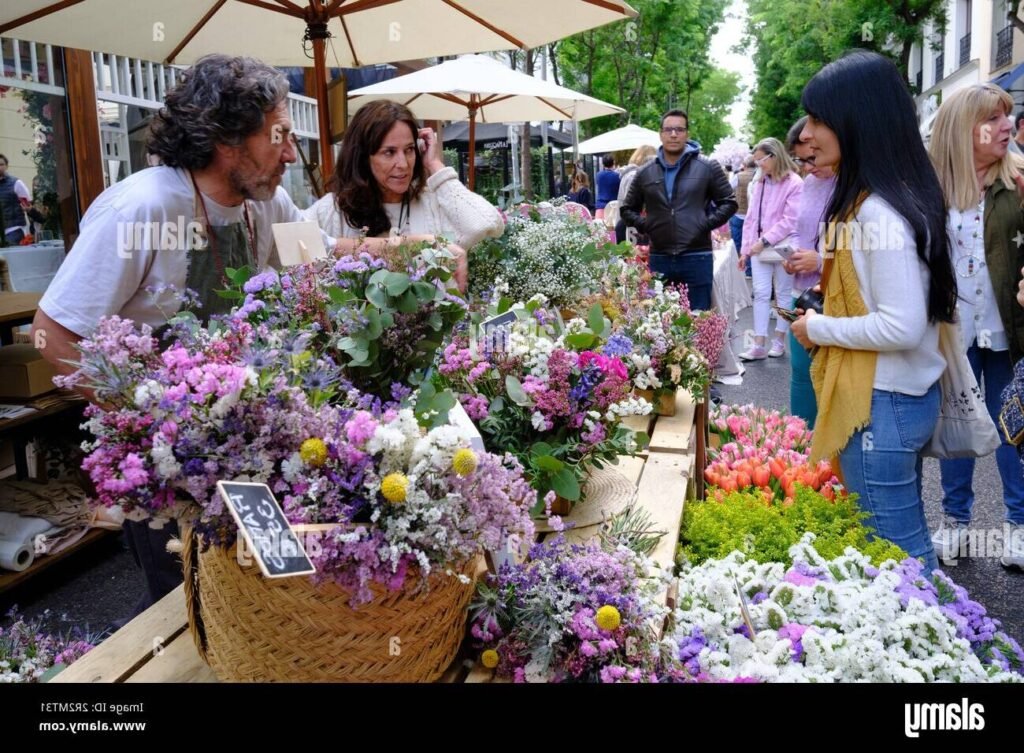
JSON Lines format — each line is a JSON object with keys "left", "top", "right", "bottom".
{"left": 744, "top": 0, "right": 947, "bottom": 141}
{"left": 679, "top": 484, "right": 907, "bottom": 568}
{"left": 556, "top": 0, "right": 732, "bottom": 140}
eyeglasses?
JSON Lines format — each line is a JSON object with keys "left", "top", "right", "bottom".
{"left": 754, "top": 154, "right": 774, "bottom": 164}
{"left": 661, "top": 126, "right": 688, "bottom": 135}
{"left": 792, "top": 157, "right": 811, "bottom": 167}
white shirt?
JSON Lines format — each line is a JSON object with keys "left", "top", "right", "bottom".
{"left": 806, "top": 195, "right": 945, "bottom": 396}
{"left": 948, "top": 202, "right": 1007, "bottom": 351}
{"left": 303, "top": 166, "right": 503, "bottom": 249}
{"left": 40, "top": 166, "right": 325, "bottom": 336}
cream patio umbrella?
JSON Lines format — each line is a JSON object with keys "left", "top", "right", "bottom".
{"left": 575, "top": 123, "right": 660, "bottom": 155}
{"left": 348, "top": 53, "right": 623, "bottom": 189}
{"left": 0, "top": 0, "right": 636, "bottom": 173}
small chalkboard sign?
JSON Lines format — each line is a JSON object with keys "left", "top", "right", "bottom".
{"left": 480, "top": 310, "right": 518, "bottom": 355}
{"left": 216, "top": 481, "right": 316, "bottom": 578}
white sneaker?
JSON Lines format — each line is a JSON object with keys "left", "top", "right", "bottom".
{"left": 931, "top": 516, "right": 970, "bottom": 565}
{"left": 768, "top": 338, "right": 785, "bottom": 358}
{"left": 739, "top": 345, "right": 768, "bottom": 361}
{"left": 1000, "top": 523, "right": 1024, "bottom": 570}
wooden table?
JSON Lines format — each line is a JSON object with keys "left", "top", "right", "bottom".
{"left": 54, "top": 390, "right": 704, "bottom": 684}
{"left": 0, "top": 291, "right": 42, "bottom": 345}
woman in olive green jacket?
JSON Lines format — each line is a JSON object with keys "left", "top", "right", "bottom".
{"left": 928, "top": 83, "right": 1024, "bottom": 570}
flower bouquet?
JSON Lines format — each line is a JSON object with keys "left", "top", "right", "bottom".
{"left": 603, "top": 281, "right": 720, "bottom": 413}
{"left": 434, "top": 301, "right": 649, "bottom": 515}
{"left": 468, "top": 203, "right": 625, "bottom": 309}
{"left": 222, "top": 242, "right": 466, "bottom": 398}
{"left": 58, "top": 246, "right": 537, "bottom": 681}
{"left": 470, "top": 534, "right": 678, "bottom": 683}
{"left": 0, "top": 609, "right": 94, "bottom": 683}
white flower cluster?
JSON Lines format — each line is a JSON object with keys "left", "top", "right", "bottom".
{"left": 605, "top": 396, "right": 653, "bottom": 423}
{"left": 150, "top": 434, "right": 181, "bottom": 480}
{"left": 507, "top": 323, "right": 555, "bottom": 375}
{"left": 500, "top": 214, "right": 601, "bottom": 304}
{"left": 409, "top": 424, "right": 470, "bottom": 477}
{"left": 670, "top": 534, "right": 1022, "bottom": 683}
{"left": 369, "top": 408, "right": 419, "bottom": 462}
{"left": 627, "top": 353, "right": 662, "bottom": 390}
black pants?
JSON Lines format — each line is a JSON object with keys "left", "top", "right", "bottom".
{"left": 123, "top": 519, "right": 183, "bottom": 616}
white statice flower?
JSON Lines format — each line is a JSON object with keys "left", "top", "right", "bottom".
{"left": 150, "top": 433, "right": 181, "bottom": 480}
{"left": 531, "top": 411, "right": 548, "bottom": 431}
{"left": 133, "top": 379, "right": 165, "bottom": 412}
{"left": 368, "top": 409, "right": 420, "bottom": 471}
{"left": 410, "top": 424, "right": 469, "bottom": 475}
{"left": 670, "top": 536, "right": 1024, "bottom": 682}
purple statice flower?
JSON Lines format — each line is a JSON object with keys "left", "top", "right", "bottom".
{"left": 778, "top": 623, "right": 809, "bottom": 662}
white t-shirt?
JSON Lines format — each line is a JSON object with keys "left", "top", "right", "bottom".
{"left": 40, "top": 166, "right": 327, "bottom": 336}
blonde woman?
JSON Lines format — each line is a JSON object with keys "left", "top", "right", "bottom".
{"left": 738, "top": 137, "right": 803, "bottom": 359}
{"left": 927, "top": 83, "right": 1024, "bottom": 569}
{"left": 615, "top": 144, "right": 657, "bottom": 242}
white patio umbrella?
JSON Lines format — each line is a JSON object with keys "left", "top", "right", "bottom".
{"left": 575, "top": 123, "right": 660, "bottom": 155}
{"left": 348, "top": 54, "right": 623, "bottom": 189}
{"left": 0, "top": 0, "right": 636, "bottom": 173}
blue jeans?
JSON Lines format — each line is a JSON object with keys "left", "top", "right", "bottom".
{"left": 939, "top": 344, "right": 1024, "bottom": 524}
{"left": 729, "top": 215, "right": 750, "bottom": 276}
{"left": 649, "top": 250, "right": 713, "bottom": 311}
{"left": 789, "top": 298, "right": 817, "bottom": 428}
{"left": 729, "top": 215, "right": 744, "bottom": 255}
{"left": 839, "top": 384, "right": 941, "bottom": 572}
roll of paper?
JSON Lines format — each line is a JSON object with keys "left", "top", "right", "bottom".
{"left": 0, "top": 538, "right": 34, "bottom": 572}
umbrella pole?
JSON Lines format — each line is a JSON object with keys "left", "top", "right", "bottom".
{"left": 311, "top": 28, "right": 335, "bottom": 177}
{"left": 468, "top": 104, "right": 477, "bottom": 191}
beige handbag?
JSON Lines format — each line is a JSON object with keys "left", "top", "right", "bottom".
{"left": 923, "top": 321, "right": 1001, "bottom": 459}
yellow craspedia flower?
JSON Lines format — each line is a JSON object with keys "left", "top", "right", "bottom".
{"left": 380, "top": 473, "right": 408, "bottom": 503}
{"left": 452, "top": 448, "right": 478, "bottom": 477}
{"left": 481, "top": 649, "right": 500, "bottom": 669}
{"left": 595, "top": 605, "right": 621, "bottom": 632}
{"left": 299, "top": 438, "right": 328, "bottom": 467}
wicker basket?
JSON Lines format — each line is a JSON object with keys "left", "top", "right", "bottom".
{"left": 182, "top": 523, "right": 480, "bottom": 682}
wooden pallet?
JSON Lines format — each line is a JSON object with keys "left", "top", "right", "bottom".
{"left": 52, "top": 390, "right": 702, "bottom": 684}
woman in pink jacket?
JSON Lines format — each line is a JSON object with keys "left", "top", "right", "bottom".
{"left": 738, "top": 137, "right": 803, "bottom": 360}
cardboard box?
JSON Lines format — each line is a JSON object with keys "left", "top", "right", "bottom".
{"left": 0, "top": 344, "right": 58, "bottom": 399}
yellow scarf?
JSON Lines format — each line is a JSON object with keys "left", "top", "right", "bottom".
{"left": 809, "top": 217, "right": 878, "bottom": 466}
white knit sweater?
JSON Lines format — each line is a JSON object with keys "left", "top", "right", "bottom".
{"left": 805, "top": 195, "right": 945, "bottom": 396}
{"left": 303, "top": 166, "right": 504, "bottom": 249}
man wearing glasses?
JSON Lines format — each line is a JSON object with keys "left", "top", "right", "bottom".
{"left": 621, "top": 110, "right": 737, "bottom": 310}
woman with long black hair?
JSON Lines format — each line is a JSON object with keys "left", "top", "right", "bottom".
{"left": 790, "top": 50, "right": 958, "bottom": 571}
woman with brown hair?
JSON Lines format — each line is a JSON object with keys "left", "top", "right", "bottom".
{"left": 568, "top": 169, "right": 595, "bottom": 216}
{"left": 305, "top": 100, "right": 503, "bottom": 256}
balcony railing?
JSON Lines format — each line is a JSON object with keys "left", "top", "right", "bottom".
{"left": 996, "top": 26, "right": 1013, "bottom": 69}
{"left": 959, "top": 32, "right": 971, "bottom": 66}
{"left": 0, "top": 37, "right": 63, "bottom": 95}
{"left": 934, "top": 51, "right": 945, "bottom": 84}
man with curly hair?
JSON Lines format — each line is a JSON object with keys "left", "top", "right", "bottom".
{"left": 33, "top": 54, "right": 329, "bottom": 616}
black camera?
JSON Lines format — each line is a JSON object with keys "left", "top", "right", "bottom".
{"left": 794, "top": 287, "right": 824, "bottom": 316}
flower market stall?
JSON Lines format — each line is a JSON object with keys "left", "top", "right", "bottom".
{"left": 37, "top": 202, "right": 1023, "bottom": 685}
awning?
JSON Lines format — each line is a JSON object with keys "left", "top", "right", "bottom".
{"left": 992, "top": 61, "right": 1024, "bottom": 91}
